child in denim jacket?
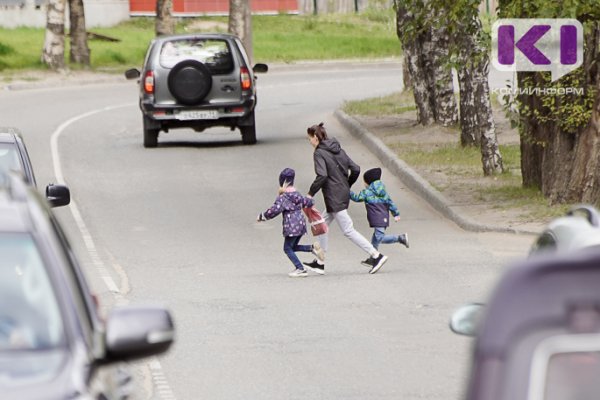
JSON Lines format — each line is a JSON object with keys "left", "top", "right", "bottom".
{"left": 350, "top": 168, "right": 409, "bottom": 265}
{"left": 257, "top": 168, "right": 324, "bottom": 277}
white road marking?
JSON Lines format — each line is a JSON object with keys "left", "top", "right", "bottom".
{"left": 50, "top": 104, "right": 177, "bottom": 400}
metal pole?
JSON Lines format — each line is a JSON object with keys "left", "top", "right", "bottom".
{"left": 313, "top": 0, "right": 317, "bottom": 15}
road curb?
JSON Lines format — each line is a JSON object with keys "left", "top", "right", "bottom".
{"left": 334, "top": 109, "right": 538, "bottom": 235}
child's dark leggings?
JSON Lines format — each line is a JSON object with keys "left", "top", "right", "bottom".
{"left": 283, "top": 235, "right": 312, "bottom": 270}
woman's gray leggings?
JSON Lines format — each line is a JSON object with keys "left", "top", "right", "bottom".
{"left": 316, "top": 209, "right": 378, "bottom": 257}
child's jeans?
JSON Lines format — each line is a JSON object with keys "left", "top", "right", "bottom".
{"left": 284, "top": 235, "right": 312, "bottom": 270}
{"left": 371, "top": 227, "right": 399, "bottom": 250}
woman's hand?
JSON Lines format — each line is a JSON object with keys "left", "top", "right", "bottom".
{"left": 394, "top": 216, "right": 401, "bottom": 222}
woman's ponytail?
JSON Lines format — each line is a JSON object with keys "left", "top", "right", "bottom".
{"left": 307, "top": 122, "right": 328, "bottom": 141}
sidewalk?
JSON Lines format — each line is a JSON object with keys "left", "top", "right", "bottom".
{"left": 334, "top": 109, "right": 547, "bottom": 236}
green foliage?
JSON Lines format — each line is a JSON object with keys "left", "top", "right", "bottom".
{"left": 0, "top": 42, "right": 15, "bottom": 56}
{"left": 498, "top": 0, "right": 599, "bottom": 19}
{"left": 498, "top": 0, "right": 599, "bottom": 136}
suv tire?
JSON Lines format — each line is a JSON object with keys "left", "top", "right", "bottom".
{"left": 167, "top": 60, "right": 213, "bottom": 105}
{"left": 143, "top": 116, "right": 159, "bottom": 148}
{"left": 240, "top": 112, "right": 257, "bottom": 145}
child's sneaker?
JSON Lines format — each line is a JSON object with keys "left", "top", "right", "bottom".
{"left": 369, "top": 253, "right": 388, "bottom": 274}
{"left": 399, "top": 233, "right": 410, "bottom": 248}
{"left": 303, "top": 259, "right": 325, "bottom": 275}
{"left": 288, "top": 269, "right": 308, "bottom": 278}
{"left": 311, "top": 242, "right": 325, "bottom": 262}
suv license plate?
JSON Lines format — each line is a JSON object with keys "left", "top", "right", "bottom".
{"left": 176, "top": 110, "right": 219, "bottom": 120}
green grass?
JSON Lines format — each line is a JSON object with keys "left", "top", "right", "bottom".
{"left": 0, "top": 12, "right": 399, "bottom": 72}
{"left": 342, "top": 87, "right": 576, "bottom": 220}
{"left": 342, "top": 91, "right": 415, "bottom": 116}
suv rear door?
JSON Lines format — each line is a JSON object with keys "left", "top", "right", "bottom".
{"left": 153, "top": 37, "right": 243, "bottom": 106}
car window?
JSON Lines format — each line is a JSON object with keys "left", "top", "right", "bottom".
{"left": 234, "top": 37, "right": 251, "bottom": 68}
{"left": 159, "top": 38, "right": 234, "bottom": 74}
{"left": 0, "top": 143, "right": 24, "bottom": 184}
{"left": 544, "top": 351, "right": 600, "bottom": 399}
{"left": 0, "top": 233, "right": 65, "bottom": 351}
{"left": 528, "top": 334, "right": 600, "bottom": 400}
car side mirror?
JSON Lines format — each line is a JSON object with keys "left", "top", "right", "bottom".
{"left": 449, "top": 303, "right": 484, "bottom": 337}
{"left": 252, "top": 63, "right": 268, "bottom": 74}
{"left": 105, "top": 306, "right": 175, "bottom": 363}
{"left": 46, "top": 184, "right": 70, "bottom": 208}
{"left": 125, "top": 68, "right": 141, "bottom": 80}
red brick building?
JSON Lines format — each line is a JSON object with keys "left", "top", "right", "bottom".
{"left": 129, "top": 0, "right": 299, "bottom": 15}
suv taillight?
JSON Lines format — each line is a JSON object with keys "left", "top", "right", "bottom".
{"left": 144, "top": 70, "right": 154, "bottom": 94}
{"left": 240, "top": 67, "right": 251, "bottom": 91}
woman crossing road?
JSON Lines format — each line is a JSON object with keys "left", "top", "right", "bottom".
{"left": 303, "top": 122, "right": 388, "bottom": 275}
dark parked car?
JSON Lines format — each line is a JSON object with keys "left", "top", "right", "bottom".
{"left": 0, "top": 172, "right": 175, "bottom": 399}
{"left": 0, "top": 127, "right": 70, "bottom": 207}
{"left": 450, "top": 205, "right": 600, "bottom": 400}
{"left": 125, "top": 33, "right": 268, "bottom": 147}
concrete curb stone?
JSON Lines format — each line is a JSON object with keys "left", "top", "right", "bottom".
{"left": 334, "top": 109, "right": 540, "bottom": 236}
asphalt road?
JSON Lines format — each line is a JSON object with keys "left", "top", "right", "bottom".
{"left": 0, "top": 62, "right": 534, "bottom": 400}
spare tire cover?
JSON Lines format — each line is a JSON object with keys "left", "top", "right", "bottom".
{"left": 167, "top": 60, "right": 213, "bottom": 105}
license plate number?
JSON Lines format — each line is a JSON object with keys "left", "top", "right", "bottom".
{"left": 176, "top": 110, "right": 219, "bottom": 120}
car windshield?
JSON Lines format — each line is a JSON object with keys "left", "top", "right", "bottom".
{"left": 0, "top": 144, "right": 24, "bottom": 184}
{"left": 0, "top": 233, "right": 66, "bottom": 383}
{"left": 544, "top": 350, "right": 600, "bottom": 400}
{"left": 159, "top": 38, "right": 234, "bottom": 74}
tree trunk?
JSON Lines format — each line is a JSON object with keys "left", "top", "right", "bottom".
{"left": 456, "top": 13, "right": 503, "bottom": 174}
{"left": 228, "top": 0, "right": 253, "bottom": 62}
{"left": 402, "top": 59, "right": 412, "bottom": 90}
{"left": 42, "top": 0, "right": 66, "bottom": 70}
{"left": 155, "top": 0, "right": 174, "bottom": 37}
{"left": 396, "top": 3, "right": 434, "bottom": 125}
{"left": 567, "top": 85, "right": 600, "bottom": 203}
{"left": 476, "top": 64, "right": 504, "bottom": 175}
{"left": 396, "top": 1, "right": 457, "bottom": 127}
{"left": 428, "top": 17, "right": 458, "bottom": 127}
{"left": 518, "top": 22, "right": 599, "bottom": 203}
{"left": 68, "top": 0, "right": 90, "bottom": 66}
{"left": 457, "top": 66, "right": 477, "bottom": 146}
{"left": 565, "top": 24, "right": 600, "bottom": 203}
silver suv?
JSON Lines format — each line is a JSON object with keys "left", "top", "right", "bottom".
{"left": 125, "top": 33, "right": 268, "bottom": 147}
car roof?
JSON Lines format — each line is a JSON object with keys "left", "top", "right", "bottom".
{"left": 0, "top": 130, "right": 19, "bottom": 144}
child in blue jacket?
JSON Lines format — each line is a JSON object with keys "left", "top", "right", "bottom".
{"left": 257, "top": 168, "right": 325, "bottom": 278}
{"left": 350, "top": 168, "right": 409, "bottom": 265}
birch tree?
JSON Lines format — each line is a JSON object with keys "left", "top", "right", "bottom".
{"left": 68, "top": 0, "right": 90, "bottom": 66}
{"left": 42, "top": 0, "right": 66, "bottom": 70}
{"left": 396, "top": 0, "right": 458, "bottom": 127}
{"left": 446, "top": 0, "right": 503, "bottom": 175}
{"left": 156, "top": 0, "right": 174, "bottom": 37}
{"left": 229, "top": 0, "right": 253, "bottom": 63}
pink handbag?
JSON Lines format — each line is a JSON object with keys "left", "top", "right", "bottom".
{"left": 303, "top": 207, "right": 328, "bottom": 236}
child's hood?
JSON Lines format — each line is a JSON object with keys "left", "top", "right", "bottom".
{"left": 281, "top": 190, "right": 305, "bottom": 210}
{"left": 368, "top": 180, "right": 387, "bottom": 197}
